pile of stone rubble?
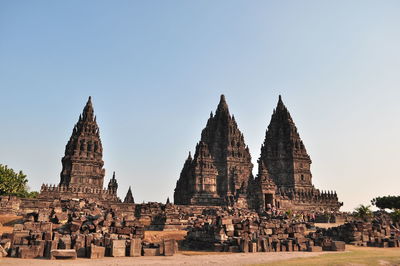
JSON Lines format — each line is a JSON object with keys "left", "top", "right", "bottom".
{"left": 183, "top": 214, "right": 345, "bottom": 253}
{"left": 318, "top": 216, "right": 400, "bottom": 248}
{"left": 0, "top": 200, "right": 177, "bottom": 259}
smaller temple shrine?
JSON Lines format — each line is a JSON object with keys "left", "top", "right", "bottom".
{"left": 124, "top": 186, "right": 135, "bottom": 203}
{"left": 39, "top": 97, "right": 120, "bottom": 201}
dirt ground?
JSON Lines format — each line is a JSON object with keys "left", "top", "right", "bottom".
{"left": 0, "top": 251, "right": 324, "bottom": 265}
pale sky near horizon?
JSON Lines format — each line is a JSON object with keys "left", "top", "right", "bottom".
{"left": 1, "top": 1, "right": 399, "bottom": 211}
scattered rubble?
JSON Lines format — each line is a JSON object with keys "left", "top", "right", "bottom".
{"left": 318, "top": 215, "right": 400, "bottom": 248}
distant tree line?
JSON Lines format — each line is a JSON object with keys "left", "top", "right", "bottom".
{"left": 0, "top": 164, "right": 38, "bottom": 198}
{"left": 371, "top": 195, "right": 400, "bottom": 223}
{"left": 372, "top": 196, "right": 400, "bottom": 210}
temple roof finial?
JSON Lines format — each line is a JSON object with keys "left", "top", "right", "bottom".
{"left": 216, "top": 94, "right": 229, "bottom": 115}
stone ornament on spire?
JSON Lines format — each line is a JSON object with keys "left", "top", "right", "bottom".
{"left": 108, "top": 171, "right": 118, "bottom": 192}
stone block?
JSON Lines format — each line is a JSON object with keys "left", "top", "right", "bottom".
{"left": 44, "top": 240, "right": 56, "bottom": 258}
{"left": 111, "top": 239, "right": 126, "bottom": 257}
{"left": 50, "top": 249, "right": 77, "bottom": 260}
{"left": 331, "top": 241, "right": 345, "bottom": 251}
{"left": 0, "top": 245, "right": 8, "bottom": 257}
{"left": 249, "top": 242, "right": 257, "bottom": 253}
{"left": 129, "top": 238, "right": 141, "bottom": 257}
{"left": 228, "top": 245, "right": 240, "bottom": 252}
{"left": 89, "top": 244, "right": 105, "bottom": 259}
{"left": 12, "top": 230, "right": 30, "bottom": 245}
{"left": 13, "top": 224, "right": 24, "bottom": 231}
{"left": 143, "top": 248, "right": 160, "bottom": 256}
{"left": 163, "top": 239, "right": 175, "bottom": 256}
{"left": 33, "top": 240, "right": 45, "bottom": 257}
{"left": 18, "top": 245, "right": 42, "bottom": 259}
{"left": 240, "top": 239, "right": 249, "bottom": 253}
{"left": 58, "top": 235, "right": 71, "bottom": 249}
{"left": 307, "top": 246, "right": 322, "bottom": 252}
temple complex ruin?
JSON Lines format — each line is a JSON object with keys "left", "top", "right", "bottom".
{"left": 174, "top": 95, "right": 342, "bottom": 212}
{"left": 3, "top": 94, "right": 400, "bottom": 262}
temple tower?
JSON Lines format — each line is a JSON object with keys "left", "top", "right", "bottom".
{"left": 200, "top": 95, "right": 253, "bottom": 198}
{"left": 259, "top": 95, "right": 313, "bottom": 191}
{"left": 174, "top": 95, "right": 253, "bottom": 206}
{"left": 59, "top": 96, "right": 105, "bottom": 189}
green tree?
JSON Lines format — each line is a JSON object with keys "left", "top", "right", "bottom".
{"left": 372, "top": 195, "right": 400, "bottom": 224}
{"left": 353, "top": 204, "right": 372, "bottom": 221}
{"left": 0, "top": 164, "right": 37, "bottom": 198}
{"left": 371, "top": 196, "right": 400, "bottom": 210}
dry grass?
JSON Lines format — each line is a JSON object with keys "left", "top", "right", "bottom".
{"left": 257, "top": 246, "right": 400, "bottom": 266}
{"left": 143, "top": 230, "right": 187, "bottom": 243}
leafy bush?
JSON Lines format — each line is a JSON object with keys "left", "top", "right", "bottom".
{"left": 353, "top": 204, "right": 372, "bottom": 221}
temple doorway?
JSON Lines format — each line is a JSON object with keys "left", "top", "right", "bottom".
{"left": 265, "top": 193, "right": 274, "bottom": 209}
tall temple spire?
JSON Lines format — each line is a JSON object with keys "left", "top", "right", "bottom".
{"left": 174, "top": 95, "right": 253, "bottom": 206}
{"left": 258, "top": 95, "right": 312, "bottom": 190}
{"left": 60, "top": 97, "right": 105, "bottom": 189}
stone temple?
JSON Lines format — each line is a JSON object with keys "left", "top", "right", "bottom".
{"left": 174, "top": 95, "right": 342, "bottom": 212}
{"left": 251, "top": 96, "right": 342, "bottom": 212}
{"left": 39, "top": 97, "right": 120, "bottom": 201}
{"left": 174, "top": 95, "right": 253, "bottom": 207}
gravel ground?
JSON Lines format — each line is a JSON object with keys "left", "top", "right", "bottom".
{"left": 0, "top": 251, "right": 324, "bottom": 266}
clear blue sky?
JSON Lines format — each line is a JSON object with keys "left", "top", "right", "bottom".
{"left": 1, "top": 1, "right": 399, "bottom": 211}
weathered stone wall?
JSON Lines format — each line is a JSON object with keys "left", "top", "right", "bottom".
{"left": 0, "top": 196, "right": 21, "bottom": 215}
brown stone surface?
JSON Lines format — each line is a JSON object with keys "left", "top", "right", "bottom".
{"left": 50, "top": 249, "right": 77, "bottom": 260}
{"left": 174, "top": 95, "right": 253, "bottom": 207}
{"left": 60, "top": 97, "right": 105, "bottom": 189}
{"left": 111, "top": 239, "right": 126, "bottom": 257}
{"left": 163, "top": 239, "right": 176, "bottom": 256}
{"left": 124, "top": 186, "right": 135, "bottom": 203}
{"left": 129, "top": 238, "right": 141, "bottom": 257}
{"left": 143, "top": 247, "right": 160, "bottom": 256}
{"left": 89, "top": 244, "right": 105, "bottom": 259}
{"left": 39, "top": 97, "right": 119, "bottom": 202}
{"left": 253, "top": 95, "right": 342, "bottom": 212}
{"left": 174, "top": 95, "right": 341, "bottom": 212}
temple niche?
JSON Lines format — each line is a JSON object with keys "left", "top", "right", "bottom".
{"left": 253, "top": 96, "right": 342, "bottom": 212}
{"left": 39, "top": 97, "right": 120, "bottom": 201}
{"left": 174, "top": 95, "right": 253, "bottom": 207}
